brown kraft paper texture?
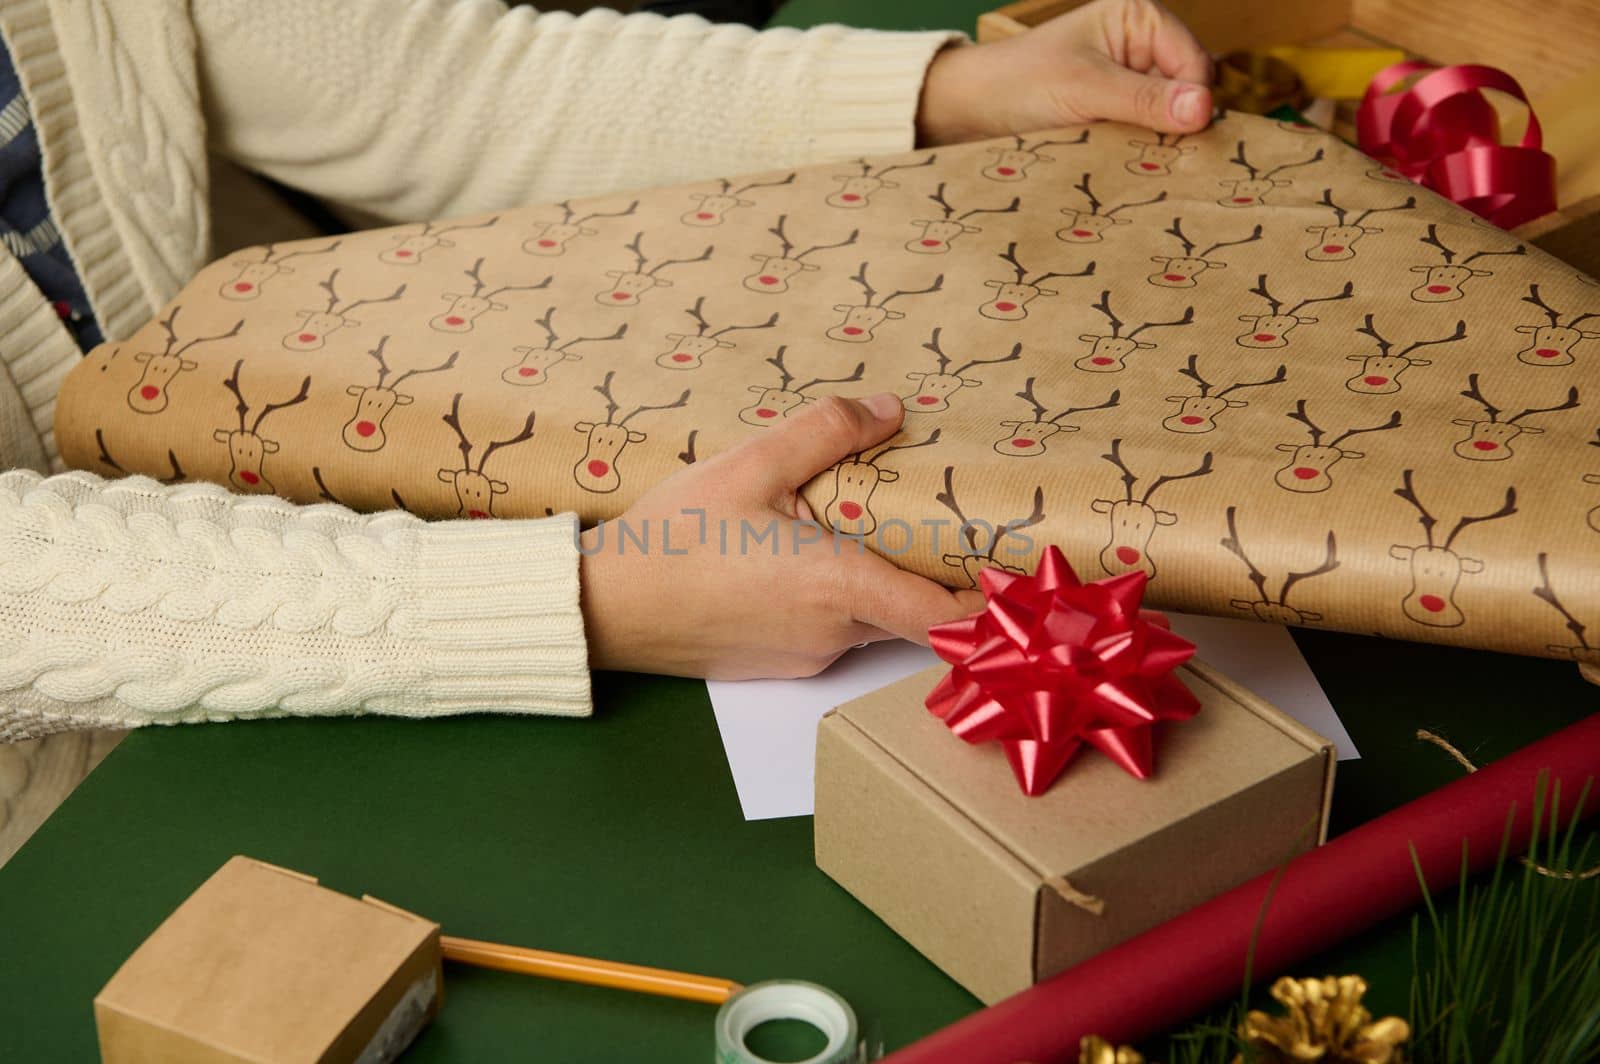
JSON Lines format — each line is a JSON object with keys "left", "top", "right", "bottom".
{"left": 56, "top": 112, "right": 1600, "bottom": 662}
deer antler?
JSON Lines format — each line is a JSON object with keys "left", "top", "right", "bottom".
{"left": 250, "top": 375, "right": 311, "bottom": 434}
{"left": 951, "top": 341, "right": 1023, "bottom": 378}
{"left": 1279, "top": 531, "right": 1341, "bottom": 604}
{"left": 866, "top": 428, "right": 942, "bottom": 463}
{"left": 1400, "top": 320, "right": 1467, "bottom": 357}
{"left": 872, "top": 154, "right": 937, "bottom": 178}
{"left": 1103, "top": 189, "right": 1167, "bottom": 217}
{"left": 1521, "top": 284, "right": 1562, "bottom": 326}
{"left": 1249, "top": 274, "right": 1284, "bottom": 315}
{"left": 592, "top": 371, "right": 621, "bottom": 424}
{"left": 1460, "top": 373, "right": 1502, "bottom": 422}
{"left": 1029, "top": 262, "right": 1098, "bottom": 286}
{"left": 766, "top": 347, "right": 796, "bottom": 391}
{"left": 794, "top": 361, "right": 865, "bottom": 395}
{"left": 157, "top": 308, "right": 182, "bottom": 356}
{"left": 879, "top": 274, "right": 945, "bottom": 307}
{"left": 1316, "top": 188, "right": 1346, "bottom": 225}
{"left": 1462, "top": 244, "right": 1526, "bottom": 264}
{"left": 1101, "top": 438, "right": 1138, "bottom": 502}
{"left": 847, "top": 262, "right": 877, "bottom": 304}
{"left": 993, "top": 486, "right": 1047, "bottom": 559}
{"left": 619, "top": 389, "right": 691, "bottom": 426}
{"left": 926, "top": 182, "right": 957, "bottom": 220}
{"left": 958, "top": 196, "right": 1021, "bottom": 222}
{"left": 170, "top": 318, "right": 244, "bottom": 359}
{"left": 647, "top": 245, "right": 713, "bottom": 277}
{"left": 732, "top": 173, "right": 796, "bottom": 196}
{"left": 1262, "top": 148, "right": 1324, "bottom": 179}
{"left": 767, "top": 216, "right": 795, "bottom": 258}
{"left": 1090, "top": 290, "right": 1125, "bottom": 336}
{"left": 710, "top": 311, "right": 780, "bottom": 338}
{"left": 271, "top": 239, "right": 343, "bottom": 263}
{"left": 1287, "top": 281, "right": 1355, "bottom": 317}
{"left": 1328, "top": 410, "right": 1402, "bottom": 448}
{"left": 1442, "top": 486, "right": 1518, "bottom": 549}
{"left": 623, "top": 232, "right": 648, "bottom": 272}
{"left": 442, "top": 393, "right": 474, "bottom": 469}
{"left": 1177, "top": 354, "right": 1214, "bottom": 396}
{"left": 933, "top": 465, "right": 976, "bottom": 551}
{"left": 1199, "top": 225, "right": 1264, "bottom": 259}
{"left": 574, "top": 200, "right": 639, "bottom": 225}
{"left": 684, "top": 297, "right": 713, "bottom": 337}
{"left": 1352, "top": 196, "right": 1416, "bottom": 225}
{"left": 1393, "top": 469, "right": 1442, "bottom": 545}
{"left": 1054, "top": 389, "right": 1121, "bottom": 423}
{"left": 997, "top": 242, "right": 1029, "bottom": 284}
{"left": 222, "top": 359, "right": 249, "bottom": 433}
{"left": 463, "top": 258, "right": 489, "bottom": 296}
{"left": 318, "top": 269, "right": 343, "bottom": 312}
{"left": 1073, "top": 173, "right": 1101, "bottom": 214}
{"left": 1141, "top": 452, "right": 1214, "bottom": 504}
{"left": 1125, "top": 306, "right": 1195, "bottom": 338}
{"left": 1015, "top": 378, "right": 1049, "bottom": 422}
{"left": 921, "top": 328, "right": 951, "bottom": 375}
{"left": 391, "top": 349, "right": 460, "bottom": 389}
{"left": 1217, "top": 364, "right": 1289, "bottom": 398}
{"left": 1505, "top": 386, "right": 1581, "bottom": 425}
{"left": 531, "top": 307, "right": 560, "bottom": 349}
{"left": 1164, "top": 217, "right": 1196, "bottom": 257}
{"left": 1228, "top": 141, "right": 1259, "bottom": 178}
{"left": 341, "top": 283, "right": 407, "bottom": 316}
{"left": 1419, "top": 224, "right": 1456, "bottom": 264}
{"left": 366, "top": 336, "right": 395, "bottom": 387}
{"left": 1286, "top": 399, "right": 1326, "bottom": 446}
{"left": 1533, "top": 552, "right": 1591, "bottom": 650}
{"left": 1028, "top": 131, "right": 1088, "bottom": 150}
{"left": 483, "top": 272, "right": 553, "bottom": 300}
{"left": 559, "top": 323, "right": 628, "bottom": 351}
{"left": 1356, "top": 314, "right": 1392, "bottom": 356}
{"left": 476, "top": 410, "right": 538, "bottom": 473}
{"left": 433, "top": 216, "right": 500, "bottom": 237}
{"left": 794, "top": 228, "right": 859, "bottom": 261}
{"left": 1220, "top": 506, "right": 1270, "bottom": 604}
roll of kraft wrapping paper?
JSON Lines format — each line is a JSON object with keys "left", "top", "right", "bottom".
{"left": 883, "top": 713, "right": 1600, "bottom": 1064}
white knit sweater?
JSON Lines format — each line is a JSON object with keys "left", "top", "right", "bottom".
{"left": 0, "top": 0, "right": 957, "bottom": 739}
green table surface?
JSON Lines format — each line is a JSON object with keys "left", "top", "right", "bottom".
{"left": 3, "top": 4, "right": 1598, "bottom": 1061}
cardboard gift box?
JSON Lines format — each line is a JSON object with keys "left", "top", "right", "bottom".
{"left": 94, "top": 855, "right": 442, "bottom": 1064}
{"left": 814, "top": 663, "right": 1334, "bottom": 1005}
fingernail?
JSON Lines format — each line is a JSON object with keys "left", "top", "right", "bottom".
{"left": 1170, "top": 85, "right": 1204, "bottom": 127}
{"left": 863, "top": 393, "right": 901, "bottom": 420}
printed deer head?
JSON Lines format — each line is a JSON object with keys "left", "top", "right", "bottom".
{"left": 1221, "top": 506, "right": 1339, "bottom": 625}
{"left": 907, "top": 182, "right": 1020, "bottom": 254}
{"left": 1274, "top": 401, "right": 1402, "bottom": 492}
{"left": 523, "top": 200, "right": 638, "bottom": 256}
{"left": 682, "top": 174, "right": 795, "bottom": 227}
{"left": 1345, "top": 315, "right": 1465, "bottom": 395}
{"left": 1092, "top": 439, "right": 1215, "bottom": 578}
{"left": 1163, "top": 356, "right": 1286, "bottom": 433}
{"left": 1237, "top": 275, "right": 1353, "bottom": 348}
{"left": 1304, "top": 189, "right": 1415, "bottom": 261}
{"left": 573, "top": 372, "right": 691, "bottom": 494}
{"left": 826, "top": 154, "right": 936, "bottom": 209}
{"left": 1514, "top": 284, "right": 1600, "bottom": 366}
{"left": 902, "top": 329, "right": 1022, "bottom": 412}
{"left": 739, "top": 346, "right": 865, "bottom": 426}
{"left": 214, "top": 359, "right": 310, "bottom": 493}
{"left": 285, "top": 270, "right": 406, "bottom": 352}
{"left": 380, "top": 217, "right": 496, "bottom": 266}
{"left": 597, "top": 233, "right": 714, "bottom": 307}
{"left": 1218, "top": 141, "right": 1324, "bottom": 206}
{"left": 342, "top": 337, "right": 458, "bottom": 452}
{"left": 1056, "top": 172, "right": 1166, "bottom": 243}
{"left": 981, "top": 242, "right": 1095, "bottom": 321}
{"left": 744, "top": 215, "right": 858, "bottom": 293}
{"left": 1390, "top": 470, "right": 1518, "bottom": 627}
{"left": 431, "top": 257, "right": 551, "bottom": 333}
{"left": 502, "top": 308, "right": 627, "bottom": 386}
{"left": 1451, "top": 373, "right": 1580, "bottom": 461}
{"left": 1125, "top": 133, "right": 1194, "bottom": 176}
{"left": 823, "top": 429, "right": 941, "bottom": 536}
{"left": 994, "top": 376, "right": 1119, "bottom": 456}
{"left": 933, "top": 466, "right": 1046, "bottom": 587}
{"left": 1076, "top": 290, "right": 1194, "bottom": 372}
{"left": 221, "top": 240, "right": 341, "bottom": 300}
{"left": 1534, "top": 552, "right": 1600, "bottom": 665}
{"left": 656, "top": 297, "right": 778, "bottom": 370}
{"left": 828, "top": 262, "right": 944, "bottom": 343}
{"left": 437, "top": 394, "right": 538, "bottom": 518}
{"left": 981, "top": 131, "right": 1087, "bottom": 182}
{"left": 129, "top": 308, "right": 242, "bottom": 414}
{"left": 1147, "top": 218, "right": 1263, "bottom": 288}
{"left": 1410, "top": 224, "right": 1526, "bottom": 302}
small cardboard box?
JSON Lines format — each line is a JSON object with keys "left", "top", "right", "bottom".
{"left": 814, "top": 662, "right": 1334, "bottom": 1005}
{"left": 95, "top": 856, "right": 443, "bottom": 1063}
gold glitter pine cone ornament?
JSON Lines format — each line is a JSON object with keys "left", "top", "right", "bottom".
{"left": 1238, "top": 975, "right": 1409, "bottom": 1063}
{"left": 1080, "top": 1035, "right": 1145, "bottom": 1064}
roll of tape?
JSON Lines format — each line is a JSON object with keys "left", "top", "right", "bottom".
{"left": 714, "top": 980, "right": 860, "bottom": 1064}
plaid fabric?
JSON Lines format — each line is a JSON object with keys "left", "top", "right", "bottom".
{"left": 0, "top": 30, "right": 102, "bottom": 351}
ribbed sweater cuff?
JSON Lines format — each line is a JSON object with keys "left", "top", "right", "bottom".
{"left": 805, "top": 28, "right": 967, "bottom": 162}
{"left": 402, "top": 513, "right": 592, "bottom": 718}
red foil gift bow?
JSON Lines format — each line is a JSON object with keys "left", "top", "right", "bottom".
{"left": 924, "top": 546, "right": 1200, "bottom": 797}
{"left": 1356, "top": 61, "right": 1556, "bottom": 229}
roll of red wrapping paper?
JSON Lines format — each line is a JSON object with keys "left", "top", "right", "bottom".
{"left": 883, "top": 713, "right": 1600, "bottom": 1064}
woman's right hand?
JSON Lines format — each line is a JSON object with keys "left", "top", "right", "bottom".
{"left": 579, "top": 394, "right": 985, "bottom": 680}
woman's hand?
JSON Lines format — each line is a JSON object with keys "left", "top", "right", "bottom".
{"left": 579, "top": 394, "right": 985, "bottom": 680}
{"left": 917, "top": 0, "right": 1213, "bottom": 147}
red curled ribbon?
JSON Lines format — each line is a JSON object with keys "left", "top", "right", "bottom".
{"left": 924, "top": 546, "right": 1200, "bottom": 797}
{"left": 1357, "top": 61, "right": 1556, "bottom": 229}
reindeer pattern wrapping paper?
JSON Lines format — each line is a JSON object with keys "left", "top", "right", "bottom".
{"left": 55, "top": 112, "right": 1600, "bottom": 663}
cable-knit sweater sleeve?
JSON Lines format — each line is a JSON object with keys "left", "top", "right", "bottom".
{"left": 189, "top": 0, "right": 962, "bottom": 221}
{"left": 0, "top": 470, "right": 591, "bottom": 741}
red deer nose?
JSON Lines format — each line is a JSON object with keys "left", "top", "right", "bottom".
{"left": 395, "top": 249, "right": 413, "bottom": 257}
{"left": 537, "top": 239, "right": 556, "bottom": 247}
{"left": 1115, "top": 546, "right": 1141, "bottom": 564}
{"left": 611, "top": 292, "right": 630, "bottom": 301}
{"left": 1293, "top": 467, "right": 1319, "bottom": 480}
{"left": 840, "top": 193, "right": 861, "bottom": 202}
{"left": 1163, "top": 273, "right": 1185, "bottom": 282}
{"left": 1011, "top": 438, "right": 1035, "bottom": 448}
{"left": 996, "top": 167, "right": 1016, "bottom": 175}
{"left": 1072, "top": 229, "right": 1091, "bottom": 237}
{"left": 1091, "top": 356, "right": 1113, "bottom": 366}
{"left": 1419, "top": 594, "right": 1447, "bottom": 613}
{"left": 842, "top": 326, "right": 863, "bottom": 335}
{"left": 1536, "top": 348, "right": 1560, "bottom": 358}
{"left": 696, "top": 212, "right": 714, "bottom": 220}
{"left": 1472, "top": 440, "right": 1498, "bottom": 451}
{"left": 758, "top": 275, "right": 779, "bottom": 285}
{"left": 756, "top": 408, "right": 777, "bottom": 419}
{"left": 1364, "top": 375, "right": 1388, "bottom": 386}
{"left": 916, "top": 395, "right": 939, "bottom": 405}
{"left": 1232, "top": 196, "right": 1254, "bottom": 203}
{"left": 838, "top": 501, "right": 863, "bottom": 520}
{"left": 1139, "top": 162, "right": 1159, "bottom": 171}
{"left": 356, "top": 421, "right": 376, "bottom": 437}
{"left": 445, "top": 315, "right": 465, "bottom": 326}
{"left": 234, "top": 282, "right": 254, "bottom": 292}
{"left": 1253, "top": 333, "right": 1277, "bottom": 342}
{"left": 239, "top": 471, "right": 260, "bottom": 485}
{"left": 519, "top": 367, "right": 538, "bottom": 377}
{"left": 139, "top": 385, "right": 160, "bottom": 400}
{"left": 920, "top": 239, "right": 942, "bottom": 247}
{"left": 298, "top": 333, "right": 317, "bottom": 343}
{"left": 1180, "top": 415, "right": 1203, "bottom": 425}
{"left": 1426, "top": 284, "right": 1450, "bottom": 294}
{"left": 1322, "top": 245, "right": 1344, "bottom": 254}
{"left": 993, "top": 301, "right": 1017, "bottom": 312}
{"left": 587, "top": 460, "right": 610, "bottom": 477}
{"left": 671, "top": 353, "right": 692, "bottom": 363}
{"left": 469, "top": 510, "right": 489, "bottom": 519}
